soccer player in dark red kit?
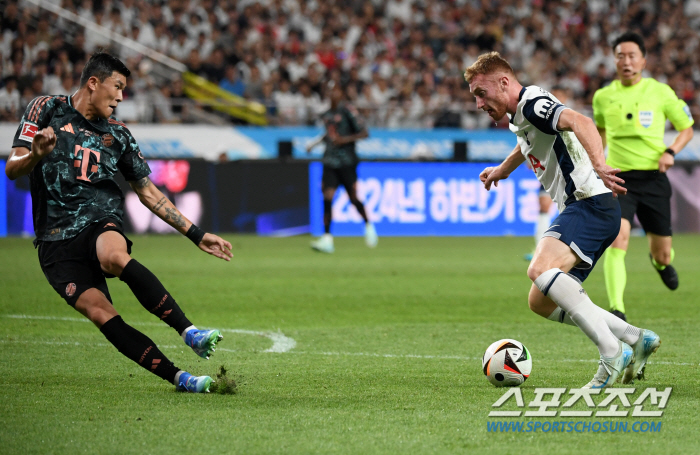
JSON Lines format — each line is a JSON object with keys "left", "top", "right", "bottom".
{"left": 6, "top": 51, "right": 232, "bottom": 393}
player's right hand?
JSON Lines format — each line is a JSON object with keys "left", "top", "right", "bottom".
{"left": 596, "top": 164, "right": 627, "bottom": 196}
{"left": 32, "top": 127, "right": 56, "bottom": 158}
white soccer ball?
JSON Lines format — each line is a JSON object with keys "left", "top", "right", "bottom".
{"left": 482, "top": 339, "right": 532, "bottom": 387}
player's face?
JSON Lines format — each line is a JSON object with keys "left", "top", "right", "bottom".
{"left": 614, "top": 42, "right": 646, "bottom": 85}
{"left": 469, "top": 73, "right": 509, "bottom": 121}
{"left": 93, "top": 72, "right": 126, "bottom": 118}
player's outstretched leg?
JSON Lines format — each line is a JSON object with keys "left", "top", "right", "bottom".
{"left": 622, "top": 329, "right": 661, "bottom": 384}
{"left": 183, "top": 328, "right": 223, "bottom": 359}
{"left": 583, "top": 339, "right": 635, "bottom": 389}
{"left": 175, "top": 371, "right": 214, "bottom": 393}
{"left": 119, "top": 259, "right": 193, "bottom": 334}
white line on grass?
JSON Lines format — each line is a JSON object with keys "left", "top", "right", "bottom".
{"left": 2, "top": 314, "right": 296, "bottom": 353}
{"left": 2, "top": 314, "right": 697, "bottom": 367}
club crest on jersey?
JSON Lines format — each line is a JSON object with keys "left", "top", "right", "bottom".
{"left": 102, "top": 134, "right": 114, "bottom": 147}
{"left": 65, "top": 283, "right": 76, "bottom": 297}
{"left": 18, "top": 121, "right": 38, "bottom": 142}
{"left": 639, "top": 111, "right": 653, "bottom": 128}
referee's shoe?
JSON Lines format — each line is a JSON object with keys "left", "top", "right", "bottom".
{"left": 650, "top": 254, "right": 679, "bottom": 290}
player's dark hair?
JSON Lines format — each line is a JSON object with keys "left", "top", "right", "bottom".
{"left": 79, "top": 51, "right": 130, "bottom": 87}
{"left": 612, "top": 31, "right": 646, "bottom": 56}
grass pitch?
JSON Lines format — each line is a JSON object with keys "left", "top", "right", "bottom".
{"left": 1, "top": 234, "right": 699, "bottom": 454}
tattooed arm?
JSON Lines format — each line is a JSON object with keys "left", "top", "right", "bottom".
{"left": 128, "top": 176, "right": 233, "bottom": 260}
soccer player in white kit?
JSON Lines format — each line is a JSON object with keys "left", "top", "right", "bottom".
{"left": 465, "top": 52, "right": 660, "bottom": 388}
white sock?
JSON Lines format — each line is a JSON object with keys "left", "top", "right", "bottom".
{"left": 535, "top": 268, "right": 620, "bottom": 357}
{"left": 173, "top": 370, "right": 185, "bottom": 385}
{"left": 547, "top": 307, "right": 576, "bottom": 326}
{"left": 547, "top": 305, "right": 640, "bottom": 345}
{"left": 181, "top": 325, "right": 197, "bottom": 342}
{"left": 535, "top": 213, "right": 550, "bottom": 246}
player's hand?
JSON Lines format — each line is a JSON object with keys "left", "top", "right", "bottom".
{"left": 480, "top": 166, "right": 507, "bottom": 190}
{"left": 658, "top": 152, "right": 674, "bottom": 173}
{"left": 198, "top": 233, "right": 233, "bottom": 261}
{"left": 596, "top": 164, "right": 627, "bottom": 196}
{"left": 32, "top": 127, "right": 56, "bottom": 158}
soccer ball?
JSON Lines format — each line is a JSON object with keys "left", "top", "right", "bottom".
{"left": 482, "top": 339, "right": 532, "bottom": 387}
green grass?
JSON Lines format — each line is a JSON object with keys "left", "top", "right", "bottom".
{"left": 1, "top": 234, "right": 699, "bottom": 454}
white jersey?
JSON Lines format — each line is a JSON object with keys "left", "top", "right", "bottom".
{"left": 509, "top": 85, "right": 610, "bottom": 212}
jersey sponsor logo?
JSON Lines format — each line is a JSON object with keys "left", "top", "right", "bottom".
{"left": 73, "top": 145, "right": 101, "bottom": 182}
{"left": 65, "top": 283, "right": 76, "bottom": 297}
{"left": 59, "top": 123, "right": 75, "bottom": 134}
{"left": 639, "top": 110, "right": 653, "bottom": 128}
{"left": 527, "top": 154, "right": 546, "bottom": 172}
{"left": 18, "top": 121, "right": 38, "bottom": 142}
{"left": 534, "top": 99, "right": 556, "bottom": 120}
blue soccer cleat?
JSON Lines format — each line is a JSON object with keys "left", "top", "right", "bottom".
{"left": 176, "top": 372, "right": 213, "bottom": 393}
{"left": 185, "top": 328, "right": 223, "bottom": 359}
{"left": 583, "top": 340, "right": 634, "bottom": 389}
{"left": 622, "top": 329, "right": 661, "bottom": 384}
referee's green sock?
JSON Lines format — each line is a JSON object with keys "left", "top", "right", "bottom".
{"left": 651, "top": 248, "right": 675, "bottom": 271}
{"left": 604, "top": 247, "right": 627, "bottom": 313}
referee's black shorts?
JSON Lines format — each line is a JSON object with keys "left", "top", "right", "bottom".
{"left": 617, "top": 170, "right": 672, "bottom": 236}
{"left": 37, "top": 218, "right": 133, "bottom": 306}
{"left": 322, "top": 165, "right": 358, "bottom": 191}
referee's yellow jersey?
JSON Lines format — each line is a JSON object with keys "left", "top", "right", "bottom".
{"left": 592, "top": 78, "right": 694, "bottom": 171}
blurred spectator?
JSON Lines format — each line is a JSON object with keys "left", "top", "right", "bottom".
{"left": 0, "top": 76, "right": 21, "bottom": 120}
{"left": 219, "top": 65, "right": 245, "bottom": 97}
{"left": 3, "top": 0, "right": 700, "bottom": 128}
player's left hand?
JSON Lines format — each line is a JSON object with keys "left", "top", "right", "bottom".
{"left": 198, "top": 233, "right": 233, "bottom": 261}
{"left": 658, "top": 152, "right": 674, "bottom": 173}
{"left": 596, "top": 164, "right": 627, "bottom": 196}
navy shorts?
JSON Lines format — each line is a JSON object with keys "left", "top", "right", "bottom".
{"left": 542, "top": 193, "right": 621, "bottom": 282}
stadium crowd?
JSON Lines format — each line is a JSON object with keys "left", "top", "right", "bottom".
{"left": 2, "top": 0, "right": 700, "bottom": 128}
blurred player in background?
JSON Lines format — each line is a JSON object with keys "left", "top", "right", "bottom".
{"left": 594, "top": 32, "right": 694, "bottom": 322}
{"left": 5, "top": 52, "right": 232, "bottom": 393}
{"left": 468, "top": 52, "right": 660, "bottom": 388}
{"left": 307, "top": 82, "right": 377, "bottom": 253}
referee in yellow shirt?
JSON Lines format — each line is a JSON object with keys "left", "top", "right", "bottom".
{"left": 593, "top": 31, "right": 694, "bottom": 322}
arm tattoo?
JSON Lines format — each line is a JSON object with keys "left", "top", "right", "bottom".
{"left": 153, "top": 197, "right": 167, "bottom": 211}
{"left": 164, "top": 207, "right": 186, "bottom": 227}
{"left": 132, "top": 177, "right": 151, "bottom": 189}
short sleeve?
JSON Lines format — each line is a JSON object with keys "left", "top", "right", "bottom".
{"left": 592, "top": 90, "right": 605, "bottom": 129}
{"left": 12, "top": 96, "right": 55, "bottom": 149}
{"left": 521, "top": 96, "right": 567, "bottom": 135}
{"left": 117, "top": 129, "right": 151, "bottom": 181}
{"left": 344, "top": 104, "right": 365, "bottom": 134}
{"left": 661, "top": 84, "right": 694, "bottom": 131}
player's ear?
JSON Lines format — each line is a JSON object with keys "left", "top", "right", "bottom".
{"left": 86, "top": 75, "right": 100, "bottom": 91}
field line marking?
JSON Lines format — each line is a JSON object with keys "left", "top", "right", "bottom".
{"left": 2, "top": 314, "right": 296, "bottom": 353}
{"left": 3, "top": 315, "right": 696, "bottom": 367}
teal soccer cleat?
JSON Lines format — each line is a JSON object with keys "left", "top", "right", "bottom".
{"left": 622, "top": 329, "right": 661, "bottom": 384}
{"left": 583, "top": 341, "right": 634, "bottom": 389}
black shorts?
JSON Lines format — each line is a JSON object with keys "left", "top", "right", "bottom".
{"left": 37, "top": 218, "right": 132, "bottom": 307}
{"left": 617, "top": 170, "right": 672, "bottom": 236}
{"left": 322, "top": 165, "right": 358, "bottom": 190}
